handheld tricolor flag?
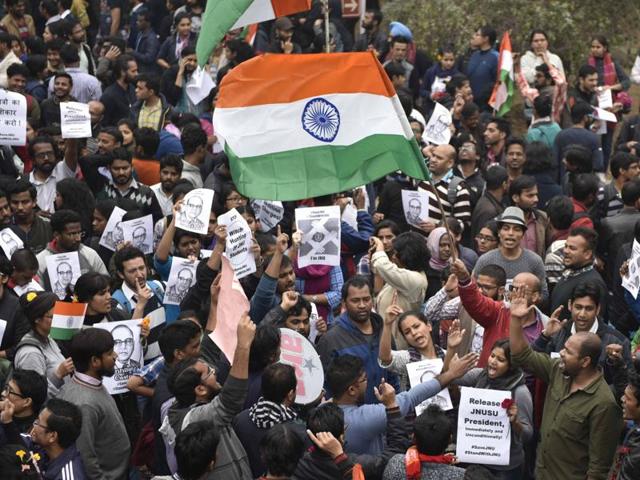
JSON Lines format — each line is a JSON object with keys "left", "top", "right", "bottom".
{"left": 50, "top": 301, "right": 87, "bottom": 340}
{"left": 213, "top": 52, "right": 429, "bottom": 201}
{"left": 196, "top": 0, "right": 311, "bottom": 66}
{"left": 488, "top": 31, "right": 514, "bottom": 117}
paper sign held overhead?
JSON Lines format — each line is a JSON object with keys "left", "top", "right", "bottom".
{"left": 423, "top": 102, "right": 452, "bottom": 145}
{"left": 251, "top": 199, "right": 284, "bottom": 232}
{"left": 295, "top": 206, "right": 341, "bottom": 268}
{"left": 121, "top": 214, "right": 154, "bottom": 254}
{"left": 164, "top": 257, "right": 197, "bottom": 306}
{"left": 176, "top": 188, "right": 215, "bottom": 235}
{"left": 60, "top": 101, "right": 92, "bottom": 138}
{"left": 99, "top": 206, "right": 127, "bottom": 251}
{"left": 218, "top": 208, "right": 256, "bottom": 280}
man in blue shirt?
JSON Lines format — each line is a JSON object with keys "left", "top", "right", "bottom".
{"left": 464, "top": 26, "right": 499, "bottom": 112}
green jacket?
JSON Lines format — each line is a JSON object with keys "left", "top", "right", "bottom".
{"left": 513, "top": 345, "right": 623, "bottom": 480}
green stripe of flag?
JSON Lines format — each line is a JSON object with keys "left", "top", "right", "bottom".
{"left": 196, "top": 0, "right": 254, "bottom": 66}
{"left": 50, "top": 327, "right": 81, "bottom": 341}
{"left": 226, "top": 134, "right": 429, "bottom": 201}
{"left": 496, "top": 69, "right": 514, "bottom": 117}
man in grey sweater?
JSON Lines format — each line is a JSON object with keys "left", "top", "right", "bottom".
{"left": 59, "top": 328, "right": 130, "bottom": 480}
{"left": 473, "top": 206, "right": 549, "bottom": 299}
{"left": 162, "top": 312, "right": 256, "bottom": 480}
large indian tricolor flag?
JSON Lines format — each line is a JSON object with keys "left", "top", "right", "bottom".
{"left": 213, "top": 52, "right": 429, "bottom": 201}
{"left": 50, "top": 301, "right": 87, "bottom": 340}
{"left": 196, "top": 0, "right": 311, "bottom": 66}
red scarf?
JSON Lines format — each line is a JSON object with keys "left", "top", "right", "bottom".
{"left": 405, "top": 446, "right": 457, "bottom": 480}
{"left": 588, "top": 52, "right": 618, "bottom": 86}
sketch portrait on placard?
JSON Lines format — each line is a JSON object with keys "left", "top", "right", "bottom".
{"left": 0, "top": 229, "right": 21, "bottom": 257}
{"left": 104, "top": 221, "right": 124, "bottom": 249}
{"left": 112, "top": 324, "right": 140, "bottom": 370}
{"left": 406, "top": 198, "right": 422, "bottom": 226}
{"left": 53, "top": 262, "right": 73, "bottom": 299}
{"left": 132, "top": 226, "right": 150, "bottom": 252}
{"left": 178, "top": 194, "right": 205, "bottom": 231}
{"left": 164, "top": 262, "right": 196, "bottom": 306}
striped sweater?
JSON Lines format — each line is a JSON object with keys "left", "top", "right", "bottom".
{"left": 417, "top": 171, "right": 472, "bottom": 226}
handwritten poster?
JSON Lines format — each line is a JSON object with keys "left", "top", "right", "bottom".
{"left": 218, "top": 208, "right": 256, "bottom": 279}
{"left": 0, "top": 90, "right": 26, "bottom": 145}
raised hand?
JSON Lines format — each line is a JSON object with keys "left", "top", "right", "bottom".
{"left": 214, "top": 225, "right": 227, "bottom": 244}
{"left": 280, "top": 291, "right": 299, "bottom": 312}
{"left": 315, "top": 316, "right": 328, "bottom": 335}
{"left": 353, "top": 188, "right": 366, "bottom": 210}
{"left": 374, "top": 378, "right": 397, "bottom": 408}
{"left": 450, "top": 259, "right": 470, "bottom": 282}
{"left": 209, "top": 274, "right": 221, "bottom": 307}
{"left": 509, "top": 287, "right": 534, "bottom": 320}
{"left": 275, "top": 225, "right": 289, "bottom": 254}
{"left": 236, "top": 312, "right": 257, "bottom": 349}
{"left": 306, "top": 430, "right": 344, "bottom": 459}
{"left": 606, "top": 343, "right": 624, "bottom": 363}
{"left": 444, "top": 274, "right": 459, "bottom": 298}
{"left": 447, "top": 319, "right": 466, "bottom": 349}
{"left": 447, "top": 352, "right": 478, "bottom": 378}
{"left": 508, "top": 403, "right": 519, "bottom": 424}
{"left": 542, "top": 306, "right": 565, "bottom": 337}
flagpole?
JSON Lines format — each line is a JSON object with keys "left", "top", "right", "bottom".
{"left": 322, "top": 0, "right": 330, "bottom": 53}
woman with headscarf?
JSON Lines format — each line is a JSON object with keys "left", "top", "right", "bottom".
{"left": 425, "top": 227, "right": 453, "bottom": 301}
{"left": 370, "top": 231, "right": 429, "bottom": 350}
{"left": 13, "top": 291, "right": 74, "bottom": 397}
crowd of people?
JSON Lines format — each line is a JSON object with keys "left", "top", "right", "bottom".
{"left": 0, "top": 0, "right": 638, "bottom": 479}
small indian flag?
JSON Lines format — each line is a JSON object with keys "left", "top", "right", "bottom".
{"left": 50, "top": 302, "right": 87, "bottom": 340}
{"left": 213, "top": 52, "right": 429, "bottom": 201}
{"left": 196, "top": 0, "right": 311, "bottom": 66}
{"left": 488, "top": 31, "right": 514, "bottom": 117}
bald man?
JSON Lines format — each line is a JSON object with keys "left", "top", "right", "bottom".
{"left": 511, "top": 272, "right": 547, "bottom": 344}
{"left": 417, "top": 144, "right": 472, "bottom": 234}
{"left": 510, "top": 290, "right": 622, "bottom": 480}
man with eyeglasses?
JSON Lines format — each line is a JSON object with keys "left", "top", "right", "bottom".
{"left": 0, "top": 369, "right": 47, "bottom": 433}
{"left": 1, "top": 397, "right": 87, "bottom": 479}
{"left": 36, "top": 209, "right": 108, "bottom": 294}
{"left": 28, "top": 135, "right": 79, "bottom": 216}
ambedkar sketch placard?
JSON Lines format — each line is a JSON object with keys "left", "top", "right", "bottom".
{"left": 45, "top": 252, "right": 81, "bottom": 299}
{"left": 121, "top": 215, "right": 154, "bottom": 254}
{"left": 99, "top": 206, "right": 127, "bottom": 251}
{"left": 0, "top": 228, "right": 23, "bottom": 258}
{"left": 95, "top": 319, "right": 143, "bottom": 395}
{"left": 164, "top": 257, "right": 197, "bottom": 306}
{"left": 176, "top": 188, "right": 214, "bottom": 235}
{"left": 406, "top": 358, "right": 453, "bottom": 415}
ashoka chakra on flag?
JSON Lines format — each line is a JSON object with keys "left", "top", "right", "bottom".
{"left": 301, "top": 97, "right": 340, "bottom": 142}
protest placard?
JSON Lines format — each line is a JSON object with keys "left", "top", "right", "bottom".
{"left": 135, "top": 307, "right": 166, "bottom": 361}
{"left": 210, "top": 256, "right": 249, "bottom": 363}
{"left": 423, "top": 102, "right": 452, "bottom": 145}
{"left": 295, "top": 206, "right": 341, "bottom": 268}
{"left": 0, "top": 90, "right": 26, "bottom": 145}
{"left": 95, "top": 320, "right": 143, "bottom": 395}
{"left": 45, "top": 252, "right": 81, "bottom": 299}
{"left": 279, "top": 328, "right": 324, "bottom": 404}
{"left": 176, "top": 188, "right": 214, "bottom": 235}
{"left": 401, "top": 190, "right": 431, "bottom": 227}
{"left": 164, "top": 258, "right": 197, "bottom": 306}
{"left": 456, "top": 386, "right": 511, "bottom": 466}
{"left": 186, "top": 66, "right": 216, "bottom": 105}
{"left": 623, "top": 239, "right": 640, "bottom": 299}
{"left": 121, "top": 214, "right": 154, "bottom": 254}
{"left": 341, "top": 201, "right": 358, "bottom": 230}
{"left": 251, "top": 199, "right": 284, "bottom": 232}
{"left": 0, "top": 319, "right": 6, "bottom": 346}
{"left": 406, "top": 358, "right": 453, "bottom": 415}
{"left": 0, "top": 228, "right": 23, "bottom": 258}
{"left": 218, "top": 208, "right": 256, "bottom": 279}
{"left": 99, "top": 207, "right": 127, "bottom": 251}
{"left": 60, "top": 101, "right": 92, "bottom": 138}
